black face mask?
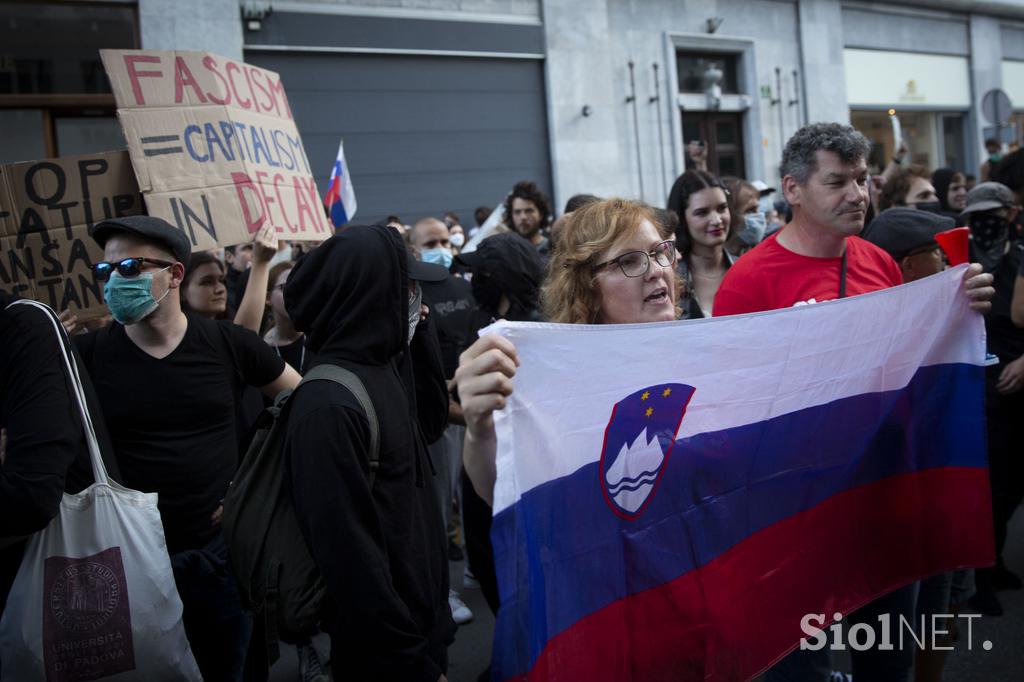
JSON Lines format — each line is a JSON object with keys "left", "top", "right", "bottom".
{"left": 471, "top": 273, "right": 503, "bottom": 316}
{"left": 969, "top": 213, "right": 1011, "bottom": 270}
{"left": 914, "top": 201, "right": 945, "bottom": 216}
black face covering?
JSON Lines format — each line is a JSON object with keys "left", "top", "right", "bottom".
{"left": 914, "top": 201, "right": 945, "bottom": 216}
{"left": 969, "top": 213, "right": 1011, "bottom": 271}
{"left": 471, "top": 273, "right": 504, "bottom": 316}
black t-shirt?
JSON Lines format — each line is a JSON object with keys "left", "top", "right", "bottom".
{"left": 75, "top": 315, "right": 285, "bottom": 553}
{"left": 985, "top": 240, "right": 1024, "bottom": 362}
{"left": 273, "top": 336, "right": 307, "bottom": 375}
{"left": 421, "top": 275, "right": 475, "bottom": 378}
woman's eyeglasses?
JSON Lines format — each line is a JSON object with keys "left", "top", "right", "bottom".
{"left": 592, "top": 240, "right": 677, "bottom": 278}
{"left": 92, "top": 257, "right": 175, "bottom": 281}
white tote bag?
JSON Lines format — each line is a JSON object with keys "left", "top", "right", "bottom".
{"left": 0, "top": 300, "right": 200, "bottom": 681}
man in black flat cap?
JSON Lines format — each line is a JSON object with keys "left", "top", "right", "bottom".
{"left": 862, "top": 207, "right": 953, "bottom": 283}
{"left": 73, "top": 216, "right": 300, "bottom": 680}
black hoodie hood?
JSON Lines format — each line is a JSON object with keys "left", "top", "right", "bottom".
{"left": 932, "top": 167, "right": 956, "bottom": 213}
{"left": 456, "top": 232, "right": 543, "bottom": 321}
{"left": 284, "top": 224, "right": 407, "bottom": 364}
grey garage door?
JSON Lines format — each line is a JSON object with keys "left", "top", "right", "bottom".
{"left": 244, "top": 50, "right": 553, "bottom": 228}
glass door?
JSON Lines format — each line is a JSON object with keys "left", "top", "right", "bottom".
{"left": 681, "top": 112, "right": 746, "bottom": 178}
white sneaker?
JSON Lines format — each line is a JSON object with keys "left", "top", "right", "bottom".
{"left": 449, "top": 589, "right": 473, "bottom": 625}
{"left": 463, "top": 567, "right": 481, "bottom": 590}
{"left": 297, "top": 642, "right": 329, "bottom": 682}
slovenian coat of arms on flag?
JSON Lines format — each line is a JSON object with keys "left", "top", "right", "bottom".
{"left": 487, "top": 266, "right": 993, "bottom": 681}
{"left": 600, "top": 384, "right": 695, "bottom": 519}
{"left": 324, "top": 140, "right": 357, "bottom": 229}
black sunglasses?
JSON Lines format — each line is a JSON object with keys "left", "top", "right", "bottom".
{"left": 92, "top": 257, "right": 175, "bottom": 282}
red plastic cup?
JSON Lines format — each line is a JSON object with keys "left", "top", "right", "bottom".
{"left": 935, "top": 226, "right": 970, "bottom": 266}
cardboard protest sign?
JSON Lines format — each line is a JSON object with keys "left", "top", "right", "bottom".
{"left": 0, "top": 150, "right": 143, "bottom": 318}
{"left": 100, "top": 50, "right": 329, "bottom": 251}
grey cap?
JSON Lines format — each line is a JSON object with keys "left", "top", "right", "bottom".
{"left": 960, "top": 182, "right": 1015, "bottom": 216}
{"left": 863, "top": 207, "right": 955, "bottom": 261}
{"left": 89, "top": 216, "right": 193, "bottom": 267}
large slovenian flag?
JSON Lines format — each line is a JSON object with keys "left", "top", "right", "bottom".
{"left": 324, "top": 140, "right": 357, "bottom": 229}
{"left": 488, "top": 265, "right": 993, "bottom": 681}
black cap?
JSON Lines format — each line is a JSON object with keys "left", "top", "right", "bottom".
{"left": 408, "top": 259, "right": 448, "bottom": 283}
{"left": 454, "top": 248, "right": 485, "bottom": 269}
{"left": 960, "top": 181, "right": 1015, "bottom": 216}
{"left": 455, "top": 232, "right": 541, "bottom": 273}
{"left": 863, "top": 208, "right": 955, "bottom": 261}
{"left": 89, "top": 216, "right": 192, "bottom": 267}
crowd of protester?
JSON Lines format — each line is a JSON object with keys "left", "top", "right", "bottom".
{"left": 2, "top": 121, "right": 1022, "bottom": 682}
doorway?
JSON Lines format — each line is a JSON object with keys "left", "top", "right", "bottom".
{"left": 682, "top": 112, "right": 746, "bottom": 178}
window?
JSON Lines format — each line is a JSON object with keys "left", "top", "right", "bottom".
{"left": 0, "top": 1, "right": 138, "bottom": 162}
{"left": 676, "top": 52, "right": 739, "bottom": 94}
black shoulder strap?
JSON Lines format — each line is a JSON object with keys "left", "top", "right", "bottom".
{"left": 299, "top": 365, "right": 381, "bottom": 487}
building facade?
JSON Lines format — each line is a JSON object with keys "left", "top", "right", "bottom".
{"left": 1, "top": 0, "right": 1023, "bottom": 223}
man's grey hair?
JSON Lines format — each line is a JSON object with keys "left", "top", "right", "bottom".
{"left": 780, "top": 122, "right": 872, "bottom": 184}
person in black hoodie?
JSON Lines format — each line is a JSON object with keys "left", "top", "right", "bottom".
{"left": 282, "top": 224, "right": 455, "bottom": 682}
{"left": 456, "top": 231, "right": 545, "bottom": 327}
{"left": 931, "top": 167, "right": 968, "bottom": 217}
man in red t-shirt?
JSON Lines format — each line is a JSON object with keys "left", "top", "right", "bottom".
{"left": 715, "top": 123, "right": 991, "bottom": 317}
{"left": 713, "top": 122, "right": 994, "bottom": 682}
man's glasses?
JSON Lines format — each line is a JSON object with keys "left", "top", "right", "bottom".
{"left": 592, "top": 240, "right": 677, "bottom": 278}
{"left": 92, "top": 257, "right": 175, "bottom": 281}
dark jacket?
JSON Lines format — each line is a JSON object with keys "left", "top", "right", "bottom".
{"left": 282, "top": 225, "right": 454, "bottom": 682}
{"left": 0, "top": 294, "right": 119, "bottom": 611}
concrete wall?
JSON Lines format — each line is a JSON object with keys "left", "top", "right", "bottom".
{"left": 798, "top": 0, "right": 850, "bottom": 126}
{"left": 272, "top": 0, "right": 541, "bottom": 20}
{"left": 841, "top": 4, "right": 970, "bottom": 55}
{"left": 542, "top": 0, "right": 809, "bottom": 209}
{"left": 138, "top": 0, "right": 243, "bottom": 59}
{"left": 969, "top": 14, "right": 1007, "bottom": 169}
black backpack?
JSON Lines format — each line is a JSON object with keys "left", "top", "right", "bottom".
{"left": 221, "top": 364, "right": 380, "bottom": 662}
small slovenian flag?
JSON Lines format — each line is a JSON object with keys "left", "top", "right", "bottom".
{"left": 324, "top": 140, "right": 357, "bottom": 229}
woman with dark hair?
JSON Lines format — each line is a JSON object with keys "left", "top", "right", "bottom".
{"left": 722, "top": 177, "right": 764, "bottom": 256}
{"left": 932, "top": 167, "right": 968, "bottom": 216}
{"left": 262, "top": 261, "right": 306, "bottom": 374}
{"left": 180, "top": 251, "right": 229, "bottom": 319}
{"left": 666, "top": 170, "right": 734, "bottom": 318}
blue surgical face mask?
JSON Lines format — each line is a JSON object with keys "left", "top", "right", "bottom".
{"left": 449, "top": 232, "right": 466, "bottom": 248}
{"left": 104, "top": 268, "right": 170, "bottom": 325}
{"left": 739, "top": 212, "right": 768, "bottom": 246}
{"left": 421, "top": 247, "right": 453, "bottom": 270}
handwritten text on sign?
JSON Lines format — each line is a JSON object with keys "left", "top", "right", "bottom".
{"left": 0, "top": 151, "right": 143, "bottom": 317}
{"left": 101, "top": 50, "right": 327, "bottom": 251}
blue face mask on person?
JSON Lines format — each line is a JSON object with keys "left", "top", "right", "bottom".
{"left": 421, "top": 247, "right": 453, "bottom": 269}
{"left": 738, "top": 212, "right": 768, "bottom": 246}
{"left": 103, "top": 269, "right": 170, "bottom": 325}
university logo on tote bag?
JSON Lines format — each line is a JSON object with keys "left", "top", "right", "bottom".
{"left": 0, "top": 300, "right": 200, "bottom": 681}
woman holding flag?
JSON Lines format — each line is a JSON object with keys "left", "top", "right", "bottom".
{"left": 455, "top": 198, "right": 680, "bottom": 503}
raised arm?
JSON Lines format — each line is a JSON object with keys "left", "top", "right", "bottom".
{"left": 453, "top": 333, "right": 519, "bottom": 506}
